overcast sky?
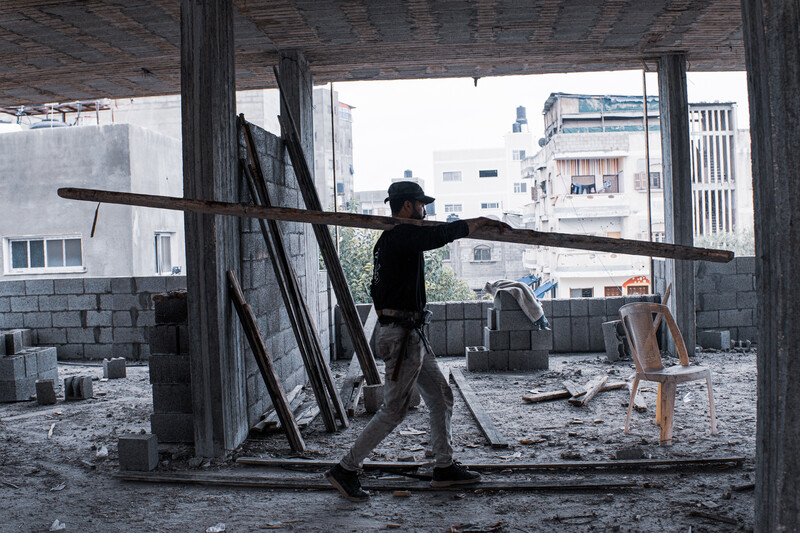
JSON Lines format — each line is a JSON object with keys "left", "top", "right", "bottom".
{"left": 330, "top": 70, "right": 749, "bottom": 195}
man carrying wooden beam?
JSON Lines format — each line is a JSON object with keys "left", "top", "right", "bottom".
{"left": 326, "top": 181, "right": 508, "bottom": 502}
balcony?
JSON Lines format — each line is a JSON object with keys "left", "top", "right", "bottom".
{"left": 552, "top": 193, "right": 631, "bottom": 219}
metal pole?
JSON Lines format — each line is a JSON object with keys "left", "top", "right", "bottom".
{"left": 643, "top": 69, "right": 654, "bottom": 294}
{"left": 330, "top": 84, "right": 339, "bottom": 251}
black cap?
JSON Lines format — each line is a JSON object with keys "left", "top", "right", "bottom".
{"left": 384, "top": 181, "right": 435, "bottom": 204}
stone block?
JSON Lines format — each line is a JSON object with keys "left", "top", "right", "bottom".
{"left": 150, "top": 413, "right": 194, "bottom": 443}
{"left": 0, "top": 354, "right": 26, "bottom": 380}
{"left": 496, "top": 310, "right": 533, "bottom": 331}
{"left": 103, "top": 357, "right": 127, "bottom": 379}
{"left": 698, "top": 330, "right": 732, "bottom": 350}
{"left": 363, "top": 383, "right": 384, "bottom": 413}
{"left": 426, "top": 320, "right": 447, "bottom": 356}
{"left": 38, "top": 295, "right": 68, "bottom": 311}
{"left": 64, "top": 376, "right": 93, "bottom": 400}
{"left": 483, "top": 327, "right": 509, "bottom": 351}
{"left": 54, "top": 278, "right": 84, "bottom": 295}
{"left": 493, "top": 291, "right": 520, "bottom": 310}
{"left": 603, "top": 320, "right": 623, "bottom": 362}
{"left": 153, "top": 291, "right": 189, "bottom": 324}
{"left": 148, "top": 354, "right": 191, "bottom": 384}
{"left": 464, "top": 319, "right": 483, "bottom": 347}
{"left": 570, "top": 317, "right": 590, "bottom": 352}
{"left": 25, "top": 279, "right": 54, "bottom": 296}
{"left": 35, "top": 379, "right": 57, "bottom": 405}
{"left": 118, "top": 434, "right": 159, "bottom": 471}
{"left": 570, "top": 298, "right": 589, "bottom": 317}
{"left": 486, "top": 308, "right": 497, "bottom": 330}
{"left": 552, "top": 317, "right": 572, "bottom": 352}
{"left": 446, "top": 320, "right": 464, "bottom": 357}
{"left": 10, "top": 296, "right": 38, "bottom": 312}
{"left": 530, "top": 328, "right": 554, "bottom": 351}
{"left": 509, "top": 330, "right": 531, "bottom": 351}
{"left": 0, "top": 376, "right": 36, "bottom": 402}
{"left": 445, "top": 302, "right": 464, "bottom": 320}
{"left": 465, "top": 346, "right": 488, "bottom": 372}
{"left": 488, "top": 350, "right": 509, "bottom": 371}
{"left": 551, "top": 299, "right": 571, "bottom": 317}
{"left": 463, "top": 301, "right": 483, "bottom": 320}
{"left": 152, "top": 383, "right": 193, "bottom": 413}
{"left": 34, "top": 347, "right": 57, "bottom": 372}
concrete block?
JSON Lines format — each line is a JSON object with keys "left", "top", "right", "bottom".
{"left": 445, "top": 302, "right": 464, "bottom": 320}
{"left": 148, "top": 354, "right": 191, "bottom": 384}
{"left": 493, "top": 291, "right": 520, "bottom": 311}
{"left": 152, "top": 383, "right": 192, "bottom": 413}
{"left": 54, "top": 278, "right": 84, "bottom": 295}
{"left": 720, "top": 309, "right": 754, "bottom": 327}
{"left": 38, "top": 368, "right": 58, "bottom": 383}
{"left": 736, "top": 257, "right": 756, "bottom": 274}
{"left": 1, "top": 313, "right": 24, "bottom": 329}
{"left": 496, "top": 310, "right": 534, "bottom": 331}
{"left": 552, "top": 318, "right": 572, "bottom": 353}
{"left": 588, "top": 316, "right": 605, "bottom": 351}
{"left": 150, "top": 413, "right": 194, "bottom": 443}
{"left": 64, "top": 376, "right": 93, "bottom": 400}
{"left": 530, "top": 328, "right": 554, "bottom": 351}
{"left": 427, "top": 320, "right": 447, "bottom": 356}
{"left": 67, "top": 327, "right": 95, "bottom": 344}
{"left": 165, "top": 276, "right": 187, "bottom": 292}
{"left": 736, "top": 326, "right": 758, "bottom": 343}
{"left": 570, "top": 317, "right": 590, "bottom": 352}
{"left": 540, "top": 300, "right": 552, "bottom": 318}
{"left": 52, "top": 312, "right": 81, "bottom": 328}
{"left": 486, "top": 308, "right": 497, "bottom": 330}
{"left": 488, "top": 350, "right": 509, "bottom": 371}
{"left": 111, "top": 277, "right": 135, "bottom": 294}
{"left": 10, "top": 296, "right": 38, "bottom": 312}
{"left": 113, "top": 327, "right": 146, "bottom": 344}
{"left": 463, "top": 301, "right": 483, "bottom": 320}
{"left": 118, "top": 434, "right": 159, "bottom": 471}
{"left": 446, "top": 320, "right": 464, "bottom": 356}
{"left": 551, "top": 299, "right": 571, "bottom": 317}
{"left": 83, "top": 343, "right": 114, "bottom": 360}
{"left": 698, "top": 293, "right": 737, "bottom": 311}
{"left": 134, "top": 277, "right": 167, "bottom": 294}
{"left": 113, "top": 311, "right": 133, "bottom": 327}
{"left": 465, "top": 346, "right": 488, "bottom": 372}
{"left": 605, "top": 297, "right": 625, "bottom": 319}
{"left": 736, "top": 291, "right": 758, "bottom": 309}
{"left": 38, "top": 295, "right": 69, "bottom": 311}
{"left": 68, "top": 294, "right": 98, "bottom": 311}
{"left": 718, "top": 274, "right": 756, "bottom": 293}
{"left": 23, "top": 311, "right": 51, "bottom": 328}
{"left": 602, "top": 321, "right": 624, "bottom": 362}
{"left": 0, "top": 281, "right": 26, "bottom": 297}
{"left": 696, "top": 311, "right": 719, "bottom": 328}
{"left": 85, "top": 311, "right": 112, "bottom": 327}
{"left": 509, "top": 350, "right": 549, "bottom": 371}
{"left": 509, "top": 329, "right": 531, "bottom": 351}
{"left": 0, "top": 297, "right": 8, "bottom": 313}
{"left": 427, "top": 302, "right": 446, "bottom": 321}
{"left": 136, "top": 310, "right": 156, "bottom": 328}
{"left": 3, "top": 329, "right": 24, "bottom": 354}
{"left": 35, "top": 379, "right": 57, "bottom": 405}
{"left": 0, "top": 376, "right": 36, "bottom": 402}
{"left": 153, "top": 291, "right": 188, "bottom": 324}
{"left": 103, "top": 357, "right": 127, "bottom": 379}
{"left": 698, "top": 330, "right": 732, "bottom": 350}
{"left": 363, "top": 383, "right": 384, "bottom": 413}
{"left": 464, "top": 319, "right": 483, "bottom": 347}
{"left": 587, "top": 298, "right": 606, "bottom": 318}
{"left": 58, "top": 344, "right": 84, "bottom": 359}
{"left": 570, "top": 298, "right": 589, "bottom": 317}
{"left": 20, "top": 349, "right": 39, "bottom": 377}
{"left": 483, "top": 327, "right": 509, "bottom": 351}
{"left": 0, "top": 355, "right": 26, "bottom": 380}
{"left": 84, "top": 278, "right": 111, "bottom": 294}
{"left": 34, "top": 347, "right": 57, "bottom": 372}
{"left": 25, "top": 279, "right": 54, "bottom": 296}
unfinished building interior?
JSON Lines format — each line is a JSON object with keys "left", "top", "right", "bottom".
{"left": 0, "top": 1, "right": 797, "bottom": 531}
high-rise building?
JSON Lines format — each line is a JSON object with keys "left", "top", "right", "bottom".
{"left": 313, "top": 87, "right": 355, "bottom": 210}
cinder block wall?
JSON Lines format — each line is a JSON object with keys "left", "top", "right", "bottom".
{"left": 0, "top": 276, "right": 185, "bottom": 360}
{"left": 334, "top": 294, "right": 659, "bottom": 358}
{"left": 237, "top": 123, "right": 332, "bottom": 426}
{"left": 653, "top": 257, "right": 758, "bottom": 343}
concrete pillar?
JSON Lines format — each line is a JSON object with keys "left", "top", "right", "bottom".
{"left": 181, "top": 0, "right": 246, "bottom": 456}
{"left": 657, "top": 54, "right": 695, "bottom": 357}
{"left": 741, "top": 1, "right": 800, "bottom": 530}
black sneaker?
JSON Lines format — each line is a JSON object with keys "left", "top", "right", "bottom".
{"left": 430, "top": 461, "right": 482, "bottom": 487}
{"left": 325, "top": 464, "right": 370, "bottom": 502}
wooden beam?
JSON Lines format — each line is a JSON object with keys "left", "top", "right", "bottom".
{"left": 450, "top": 368, "right": 508, "bottom": 448}
{"left": 523, "top": 381, "right": 626, "bottom": 404}
{"left": 180, "top": 0, "right": 244, "bottom": 457}
{"left": 57, "top": 187, "right": 734, "bottom": 263}
{"left": 569, "top": 376, "right": 609, "bottom": 407}
{"left": 338, "top": 307, "right": 379, "bottom": 416}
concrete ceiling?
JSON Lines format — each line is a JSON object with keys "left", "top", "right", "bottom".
{"left": 0, "top": 0, "right": 745, "bottom": 107}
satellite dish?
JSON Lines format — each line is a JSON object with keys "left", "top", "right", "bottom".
{"left": 538, "top": 138, "right": 546, "bottom": 147}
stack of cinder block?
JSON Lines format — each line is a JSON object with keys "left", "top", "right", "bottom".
{"left": 148, "top": 290, "right": 193, "bottom": 443}
{"left": 0, "top": 328, "right": 58, "bottom": 402}
{"left": 466, "top": 292, "right": 552, "bottom": 372}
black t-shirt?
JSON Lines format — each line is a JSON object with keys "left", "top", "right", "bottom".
{"left": 370, "top": 220, "right": 469, "bottom": 313}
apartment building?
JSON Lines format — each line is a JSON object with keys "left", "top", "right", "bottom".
{"left": 312, "top": 87, "right": 355, "bottom": 210}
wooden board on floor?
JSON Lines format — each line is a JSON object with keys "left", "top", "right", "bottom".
{"left": 339, "top": 307, "right": 379, "bottom": 416}
{"left": 450, "top": 367, "right": 509, "bottom": 448}
{"left": 569, "top": 376, "right": 609, "bottom": 407}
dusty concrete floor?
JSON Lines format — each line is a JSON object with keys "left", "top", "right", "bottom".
{"left": 0, "top": 350, "right": 755, "bottom": 532}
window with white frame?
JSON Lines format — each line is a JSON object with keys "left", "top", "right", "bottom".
{"left": 442, "top": 171, "right": 462, "bottom": 182}
{"left": 7, "top": 236, "right": 83, "bottom": 273}
{"left": 444, "top": 204, "right": 462, "bottom": 213}
{"left": 155, "top": 233, "right": 173, "bottom": 275}
{"left": 513, "top": 182, "right": 527, "bottom": 193}
{"left": 479, "top": 169, "right": 498, "bottom": 178}
{"left": 473, "top": 246, "right": 492, "bottom": 262}
{"left": 512, "top": 150, "right": 526, "bottom": 161}
{"left": 481, "top": 202, "right": 500, "bottom": 209}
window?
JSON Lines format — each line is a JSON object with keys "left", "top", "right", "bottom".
{"left": 155, "top": 233, "right": 173, "bottom": 275}
{"left": 444, "top": 204, "right": 462, "bottom": 213}
{"left": 473, "top": 246, "right": 491, "bottom": 261}
{"left": 602, "top": 174, "right": 619, "bottom": 193}
{"left": 570, "top": 288, "right": 594, "bottom": 298}
{"left": 627, "top": 285, "right": 649, "bottom": 295}
{"left": 479, "top": 169, "right": 498, "bottom": 178}
{"left": 605, "top": 286, "right": 622, "bottom": 297}
{"left": 513, "top": 182, "right": 527, "bottom": 193}
{"left": 443, "top": 171, "right": 462, "bottom": 182}
{"left": 512, "top": 150, "right": 526, "bottom": 160}
{"left": 481, "top": 202, "right": 500, "bottom": 210}
{"left": 650, "top": 171, "right": 662, "bottom": 189}
{"left": 653, "top": 231, "right": 665, "bottom": 243}
{"left": 570, "top": 175, "right": 596, "bottom": 194}
{"left": 8, "top": 237, "right": 83, "bottom": 273}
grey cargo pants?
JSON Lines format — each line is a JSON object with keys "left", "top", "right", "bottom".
{"left": 340, "top": 322, "right": 455, "bottom": 470}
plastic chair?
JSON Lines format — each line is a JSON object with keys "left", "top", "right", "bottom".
{"left": 619, "top": 302, "right": 717, "bottom": 444}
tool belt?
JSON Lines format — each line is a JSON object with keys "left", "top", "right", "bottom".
{"left": 378, "top": 308, "right": 433, "bottom": 381}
